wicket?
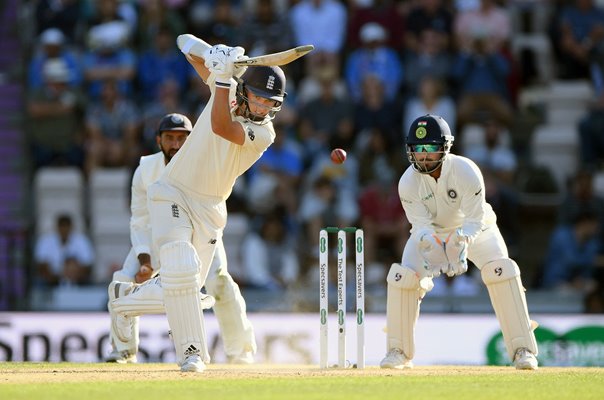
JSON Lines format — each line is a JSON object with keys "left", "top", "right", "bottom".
{"left": 319, "top": 227, "right": 365, "bottom": 369}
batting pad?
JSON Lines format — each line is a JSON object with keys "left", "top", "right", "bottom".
{"left": 481, "top": 259, "right": 538, "bottom": 359}
{"left": 205, "top": 273, "right": 257, "bottom": 357}
{"left": 385, "top": 263, "right": 425, "bottom": 360}
{"left": 160, "top": 241, "right": 210, "bottom": 364}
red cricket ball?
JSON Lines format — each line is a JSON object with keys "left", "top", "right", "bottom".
{"left": 330, "top": 148, "right": 347, "bottom": 164}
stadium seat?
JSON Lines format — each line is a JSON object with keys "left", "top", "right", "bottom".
{"left": 89, "top": 168, "right": 131, "bottom": 284}
{"left": 33, "top": 167, "right": 85, "bottom": 236}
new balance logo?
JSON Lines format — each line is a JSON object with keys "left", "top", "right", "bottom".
{"left": 171, "top": 204, "right": 179, "bottom": 218}
{"left": 184, "top": 344, "right": 200, "bottom": 357}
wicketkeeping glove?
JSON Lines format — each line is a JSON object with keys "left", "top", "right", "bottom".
{"left": 441, "top": 228, "right": 469, "bottom": 277}
{"left": 418, "top": 233, "right": 448, "bottom": 277}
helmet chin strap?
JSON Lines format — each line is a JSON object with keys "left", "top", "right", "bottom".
{"left": 408, "top": 151, "right": 446, "bottom": 174}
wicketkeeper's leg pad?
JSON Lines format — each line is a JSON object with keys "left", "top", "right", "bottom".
{"left": 481, "top": 258, "right": 538, "bottom": 360}
{"left": 385, "top": 263, "right": 432, "bottom": 360}
{"left": 160, "top": 241, "right": 209, "bottom": 364}
{"left": 205, "top": 271, "right": 256, "bottom": 357}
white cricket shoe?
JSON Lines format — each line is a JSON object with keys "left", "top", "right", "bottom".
{"left": 514, "top": 347, "right": 538, "bottom": 370}
{"left": 105, "top": 349, "right": 137, "bottom": 364}
{"left": 380, "top": 348, "right": 413, "bottom": 369}
{"left": 180, "top": 354, "right": 206, "bottom": 373}
{"left": 227, "top": 351, "right": 254, "bottom": 364}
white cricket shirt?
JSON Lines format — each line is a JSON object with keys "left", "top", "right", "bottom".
{"left": 130, "top": 151, "right": 165, "bottom": 256}
{"left": 398, "top": 154, "right": 497, "bottom": 241}
{"left": 160, "top": 75, "right": 275, "bottom": 200}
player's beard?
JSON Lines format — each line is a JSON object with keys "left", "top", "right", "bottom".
{"left": 161, "top": 147, "right": 178, "bottom": 163}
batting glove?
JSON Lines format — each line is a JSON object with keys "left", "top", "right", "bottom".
{"left": 204, "top": 45, "right": 245, "bottom": 82}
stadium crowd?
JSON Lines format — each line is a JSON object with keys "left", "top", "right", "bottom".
{"left": 11, "top": 0, "right": 604, "bottom": 313}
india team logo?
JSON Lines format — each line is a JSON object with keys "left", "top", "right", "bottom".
{"left": 415, "top": 122, "right": 427, "bottom": 139}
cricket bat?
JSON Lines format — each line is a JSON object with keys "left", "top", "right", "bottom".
{"left": 177, "top": 34, "right": 314, "bottom": 67}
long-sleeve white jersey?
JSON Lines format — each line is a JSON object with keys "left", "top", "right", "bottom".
{"left": 160, "top": 75, "right": 276, "bottom": 200}
{"left": 130, "top": 152, "right": 166, "bottom": 256}
{"left": 398, "top": 154, "right": 497, "bottom": 242}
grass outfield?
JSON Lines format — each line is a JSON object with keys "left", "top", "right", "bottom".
{"left": 1, "top": 363, "right": 603, "bottom": 400}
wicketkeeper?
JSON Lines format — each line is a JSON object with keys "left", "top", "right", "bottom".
{"left": 380, "top": 114, "right": 539, "bottom": 370}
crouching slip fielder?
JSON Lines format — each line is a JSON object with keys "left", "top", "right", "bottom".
{"left": 114, "top": 36, "right": 286, "bottom": 372}
{"left": 107, "top": 113, "right": 256, "bottom": 364}
{"left": 380, "top": 114, "right": 538, "bottom": 370}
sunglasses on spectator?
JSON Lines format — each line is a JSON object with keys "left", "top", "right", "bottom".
{"left": 409, "top": 144, "right": 442, "bottom": 152}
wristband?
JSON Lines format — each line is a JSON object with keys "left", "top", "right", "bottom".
{"left": 215, "top": 77, "right": 231, "bottom": 89}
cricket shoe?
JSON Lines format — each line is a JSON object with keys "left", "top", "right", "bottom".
{"left": 514, "top": 347, "right": 538, "bottom": 370}
{"left": 180, "top": 354, "right": 206, "bottom": 373}
{"left": 108, "top": 281, "right": 135, "bottom": 342}
{"left": 380, "top": 348, "right": 413, "bottom": 369}
{"left": 227, "top": 351, "right": 254, "bottom": 364}
{"left": 105, "top": 349, "right": 137, "bottom": 364}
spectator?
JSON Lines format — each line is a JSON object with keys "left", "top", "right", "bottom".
{"left": 236, "top": 0, "right": 294, "bottom": 56}
{"left": 403, "top": 28, "right": 452, "bottom": 97}
{"left": 135, "top": 0, "right": 186, "bottom": 50}
{"left": 241, "top": 213, "right": 300, "bottom": 290}
{"left": 188, "top": 0, "right": 241, "bottom": 45}
{"left": 34, "top": 214, "right": 95, "bottom": 287}
{"left": 347, "top": 0, "right": 406, "bottom": 52}
{"left": 136, "top": 25, "right": 190, "bottom": 103}
{"left": 297, "top": 64, "right": 354, "bottom": 166}
{"left": 354, "top": 75, "right": 402, "bottom": 151}
{"left": 290, "top": 0, "right": 347, "bottom": 76}
{"left": 451, "top": 36, "right": 513, "bottom": 128}
{"left": 26, "top": 58, "right": 86, "bottom": 170}
{"left": 34, "top": 0, "right": 82, "bottom": 42}
{"left": 454, "top": 0, "right": 511, "bottom": 54}
{"left": 405, "top": 0, "right": 453, "bottom": 54}
{"left": 578, "top": 92, "right": 604, "bottom": 171}
{"left": 84, "top": 79, "right": 140, "bottom": 174}
{"left": 82, "top": 20, "right": 136, "bottom": 100}
{"left": 344, "top": 22, "right": 404, "bottom": 103}
{"left": 290, "top": 0, "right": 347, "bottom": 55}
{"left": 463, "top": 117, "right": 517, "bottom": 184}
{"left": 404, "top": 76, "right": 456, "bottom": 136}
{"left": 557, "top": 169, "right": 604, "bottom": 248}
{"left": 28, "top": 28, "right": 82, "bottom": 90}
{"left": 140, "top": 78, "right": 189, "bottom": 154}
{"left": 554, "top": 0, "right": 604, "bottom": 81}
{"left": 247, "top": 120, "right": 303, "bottom": 216}
{"left": 541, "top": 210, "right": 604, "bottom": 292}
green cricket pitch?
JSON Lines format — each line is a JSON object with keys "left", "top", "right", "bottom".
{"left": 1, "top": 363, "right": 603, "bottom": 400}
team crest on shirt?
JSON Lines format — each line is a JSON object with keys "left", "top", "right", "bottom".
{"left": 247, "top": 127, "right": 255, "bottom": 141}
{"left": 415, "top": 127, "right": 427, "bottom": 139}
{"left": 448, "top": 189, "right": 457, "bottom": 199}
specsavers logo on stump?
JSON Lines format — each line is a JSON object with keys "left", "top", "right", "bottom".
{"left": 487, "top": 326, "right": 604, "bottom": 366}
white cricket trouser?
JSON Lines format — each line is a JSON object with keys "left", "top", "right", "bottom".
{"left": 148, "top": 181, "right": 226, "bottom": 280}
